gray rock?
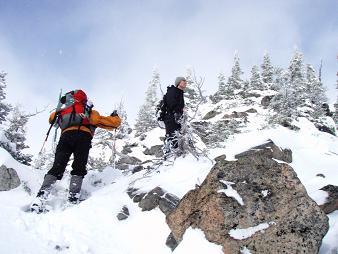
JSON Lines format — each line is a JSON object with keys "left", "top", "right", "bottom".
{"left": 166, "top": 232, "right": 179, "bottom": 251}
{"left": 133, "top": 193, "right": 146, "bottom": 203}
{"left": 223, "top": 111, "right": 248, "bottom": 119}
{"left": 235, "top": 140, "right": 292, "bottom": 164}
{"left": 159, "top": 193, "right": 180, "bottom": 215}
{"left": 117, "top": 206, "right": 130, "bottom": 221}
{"left": 203, "top": 110, "right": 220, "bottom": 120}
{"left": 166, "top": 141, "right": 328, "bottom": 253}
{"left": 143, "top": 145, "right": 163, "bottom": 158}
{"left": 121, "top": 146, "right": 132, "bottom": 155}
{"left": 117, "top": 156, "right": 141, "bottom": 165}
{"left": 138, "top": 192, "right": 161, "bottom": 211}
{"left": 316, "top": 173, "right": 325, "bottom": 178}
{"left": 132, "top": 165, "right": 144, "bottom": 174}
{"left": 127, "top": 187, "right": 138, "bottom": 199}
{"left": 261, "top": 95, "right": 274, "bottom": 107}
{"left": 0, "top": 165, "right": 21, "bottom": 191}
{"left": 245, "top": 108, "right": 258, "bottom": 113}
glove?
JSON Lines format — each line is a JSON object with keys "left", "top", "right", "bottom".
{"left": 110, "top": 110, "right": 118, "bottom": 117}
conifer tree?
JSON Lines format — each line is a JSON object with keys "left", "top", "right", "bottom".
{"left": 213, "top": 72, "right": 233, "bottom": 102}
{"left": 250, "top": 65, "right": 265, "bottom": 90}
{"left": 288, "top": 50, "right": 306, "bottom": 107}
{"left": 305, "top": 64, "right": 327, "bottom": 118}
{"left": 334, "top": 68, "right": 338, "bottom": 126}
{"left": 115, "top": 101, "right": 131, "bottom": 139}
{"left": 134, "top": 69, "right": 159, "bottom": 136}
{"left": 261, "top": 53, "right": 274, "bottom": 86}
{"left": 226, "top": 53, "right": 244, "bottom": 92}
{"left": 1, "top": 106, "right": 32, "bottom": 165}
{"left": 0, "top": 71, "right": 11, "bottom": 125}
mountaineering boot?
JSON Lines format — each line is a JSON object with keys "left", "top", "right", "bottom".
{"left": 30, "top": 174, "right": 57, "bottom": 213}
{"left": 68, "top": 175, "right": 83, "bottom": 204}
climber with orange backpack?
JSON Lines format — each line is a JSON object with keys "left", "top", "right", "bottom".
{"left": 30, "top": 89, "right": 121, "bottom": 213}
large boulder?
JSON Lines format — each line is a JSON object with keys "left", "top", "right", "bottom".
{"left": 0, "top": 165, "right": 21, "bottom": 191}
{"left": 143, "top": 145, "right": 163, "bottom": 158}
{"left": 166, "top": 141, "right": 328, "bottom": 253}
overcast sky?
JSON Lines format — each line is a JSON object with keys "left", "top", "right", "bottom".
{"left": 0, "top": 0, "right": 337, "bottom": 155}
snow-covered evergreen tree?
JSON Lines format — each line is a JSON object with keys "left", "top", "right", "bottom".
{"left": 226, "top": 53, "right": 244, "bottom": 92}
{"left": 261, "top": 53, "right": 274, "bottom": 87}
{"left": 334, "top": 70, "right": 338, "bottom": 127}
{"left": 304, "top": 64, "right": 327, "bottom": 118}
{"left": 0, "top": 71, "right": 11, "bottom": 125}
{"left": 271, "top": 67, "right": 284, "bottom": 91}
{"left": 91, "top": 128, "right": 116, "bottom": 167}
{"left": 134, "top": 69, "right": 159, "bottom": 136}
{"left": 0, "top": 106, "right": 32, "bottom": 165}
{"left": 288, "top": 50, "right": 306, "bottom": 107}
{"left": 250, "top": 65, "right": 265, "bottom": 90}
{"left": 115, "top": 101, "right": 131, "bottom": 139}
{"left": 212, "top": 72, "right": 233, "bottom": 102}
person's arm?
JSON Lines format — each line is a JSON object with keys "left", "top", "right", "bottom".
{"left": 90, "top": 110, "right": 121, "bottom": 130}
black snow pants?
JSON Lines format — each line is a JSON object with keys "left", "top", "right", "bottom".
{"left": 164, "top": 114, "right": 181, "bottom": 149}
{"left": 47, "top": 130, "right": 92, "bottom": 180}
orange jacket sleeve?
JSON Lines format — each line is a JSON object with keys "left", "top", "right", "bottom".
{"left": 89, "top": 110, "right": 121, "bottom": 130}
{"left": 49, "top": 112, "right": 57, "bottom": 124}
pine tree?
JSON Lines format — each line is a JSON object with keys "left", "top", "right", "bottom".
{"left": 334, "top": 68, "right": 338, "bottom": 127}
{"left": 304, "top": 64, "right": 327, "bottom": 118}
{"left": 271, "top": 67, "right": 284, "bottom": 91}
{"left": 134, "top": 69, "right": 159, "bottom": 136}
{"left": 261, "top": 53, "right": 274, "bottom": 86}
{"left": 213, "top": 72, "right": 233, "bottom": 102}
{"left": 288, "top": 50, "right": 306, "bottom": 107}
{"left": 227, "top": 53, "right": 244, "bottom": 92}
{"left": 250, "top": 65, "right": 265, "bottom": 90}
{"left": 115, "top": 101, "right": 131, "bottom": 139}
{"left": 0, "top": 71, "right": 11, "bottom": 125}
{"left": 1, "top": 106, "right": 32, "bottom": 165}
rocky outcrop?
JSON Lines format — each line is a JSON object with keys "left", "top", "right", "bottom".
{"left": 143, "top": 145, "right": 163, "bottom": 158}
{"left": 116, "top": 155, "right": 142, "bottom": 170}
{"left": 203, "top": 110, "right": 220, "bottom": 120}
{"left": 127, "top": 187, "right": 180, "bottom": 215}
{"left": 116, "top": 206, "right": 130, "bottom": 220}
{"left": 166, "top": 141, "right": 328, "bottom": 253}
{"left": 223, "top": 111, "right": 248, "bottom": 119}
{"left": 0, "top": 165, "right": 21, "bottom": 191}
{"left": 261, "top": 95, "right": 274, "bottom": 108}
{"left": 319, "top": 185, "right": 338, "bottom": 214}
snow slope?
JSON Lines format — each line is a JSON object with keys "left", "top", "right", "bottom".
{"left": 0, "top": 118, "right": 338, "bottom": 254}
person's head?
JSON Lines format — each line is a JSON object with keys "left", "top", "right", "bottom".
{"left": 175, "top": 77, "right": 187, "bottom": 90}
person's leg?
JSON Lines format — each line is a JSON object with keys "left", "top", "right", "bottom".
{"left": 69, "top": 132, "right": 92, "bottom": 202}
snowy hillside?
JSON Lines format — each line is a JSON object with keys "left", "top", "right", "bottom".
{"left": 0, "top": 116, "right": 338, "bottom": 253}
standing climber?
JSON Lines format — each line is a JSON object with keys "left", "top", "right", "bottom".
{"left": 30, "top": 89, "right": 121, "bottom": 213}
{"left": 163, "top": 77, "right": 187, "bottom": 153}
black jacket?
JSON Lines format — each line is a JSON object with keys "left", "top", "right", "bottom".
{"left": 164, "top": 85, "right": 184, "bottom": 117}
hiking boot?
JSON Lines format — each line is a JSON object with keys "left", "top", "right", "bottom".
{"left": 68, "top": 175, "right": 83, "bottom": 204}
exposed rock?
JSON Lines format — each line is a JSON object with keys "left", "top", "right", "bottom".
{"left": 0, "top": 165, "right": 21, "bottom": 191}
{"left": 261, "top": 95, "right": 274, "bottom": 108}
{"left": 316, "top": 173, "right": 325, "bottom": 178}
{"left": 223, "top": 111, "right": 248, "bottom": 119}
{"left": 214, "top": 154, "right": 226, "bottom": 163}
{"left": 117, "top": 156, "right": 142, "bottom": 165}
{"left": 133, "top": 193, "right": 146, "bottom": 203}
{"left": 143, "top": 145, "right": 163, "bottom": 158}
{"left": 166, "top": 232, "right": 179, "bottom": 251}
{"left": 166, "top": 141, "right": 328, "bottom": 254}
{"left": 117, "top": 206, "right": 130, "bottom": 221}
{"left": 132, "top": 165, "right": 144, "bottom": 174}
{"left": 245, "top": 108, "right": 258, "bottom": 113}
{"left": 159, "top": 193, "right": 180, "bottom": 215}
{"left": 127, "top": 187, "right": 138, "bottom": 199}
{"left": 116, "top": 164, "right": 129, "bottom": 170}
{"left": 203, "top": 110, "right": 220, "bottom": 120}
{"left": 235, "top": 139, "right": 292, "bottom": 164}
{"left": 320, "top": 185, "right": 338, "bottom": 214}
{"left": 121, "top": 146, "right": 132, "bottom": 155}
{"left": 138, "top": 187, "right": 165, "bottom": 211}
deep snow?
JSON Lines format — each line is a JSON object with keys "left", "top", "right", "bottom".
{"left": 0, "top": 118, "right": 338, "bottom": 254}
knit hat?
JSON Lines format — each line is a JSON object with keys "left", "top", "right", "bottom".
{"left": 175, "top": 77, "right": 186, "bottom": 87}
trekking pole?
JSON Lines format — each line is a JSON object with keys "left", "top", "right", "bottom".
{"left": 38, "top": 89, "right": 63, "bottom": 155}
{"left": 112, "top": 128, "right": 117, "bottom": 170}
